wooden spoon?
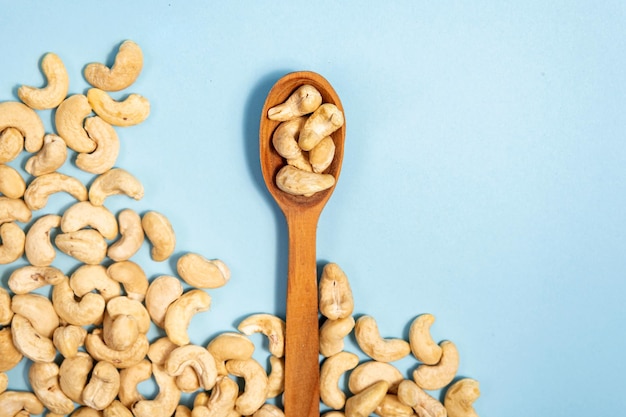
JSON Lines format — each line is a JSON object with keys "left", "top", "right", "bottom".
{"left": 259, "top": 71, "right": 345, "bottom": 417}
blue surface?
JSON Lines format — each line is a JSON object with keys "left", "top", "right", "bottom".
{"left": 1, "top": 1, "right": 626, "bottom": 415}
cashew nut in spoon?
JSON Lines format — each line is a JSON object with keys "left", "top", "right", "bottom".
{"left": 412, "top": 340, "right": 460, "bottom": 391}
{"left": 344, "top": 380, "right": 389, "bottom": 417}
{"left": 145, "top": 275, "right": 183, "bottom": 328}
{"left": 0, "top": 164, "right": 26, "bottom": 198}
{"left": 0, "top": 196, "right": 31, "bottom": 224}
{"left": 164, "top": 289, "right": 211, "bottom": 346}
{"left": 0, "top": 127, "right": 24, "bottom": 163}
{"left": 409, "top": 313, "right": 443, "bottom": 365}
{"left": 141, "top": 210, "right": 176, "bottom": 261}
{"left": 28, "top": 361, "right": 75, "bottom": 414}
{"left": 0, "top": 391, "right": 44, "bottom": 416}
{"left": 61, "top": 200, "right": 119, "bottom": 239}
{"left": 11, "top": 313, "right": 57, "bottom": 363}
{"left": 319, "top": 262, "right": 354, "bottom": 320}
{"left": 23, "top": 171, "right": 88, "bottom": 211}
{"left": 55, "top": 229, "right": 108, "bottom": 264}
{"left": 320, "top": 351, "right": 360, "bottom": 410}
{"left": 131, "top": 363, "right": 181, "bottom": 417}
{"left": 70, "top": 264, "right": 122, "bottom": 301}
{"left": 348, "top": 360, "right": 404, "bottom": 395}
{"left": 106, "top": 260, "right": 149, "bottom": 302}
{"left": 0, "top": 101, "right": 45, "bottom": 152}
{"left": 397, "top": 379, "right": 446, "bottom": 417}
{"left": 18, "top": 52, "right": 69, "bottom": 110}
{"left": 51, "top": 276, "right": 106, "bottom": 326}
{"left": 267, "top": 355, "right": 285, "bottom": 399}
{"left": 272, "top": 116, "right": 307, "bottom": 159}
{"left": 0, "top": 222, "right": 25, "bottom": 264}
{"left": 268, "top": 84, "right": 323, "bottom": 121}
{"left": 354, "top": 315, "right": 411, "bottom": 362}
{"left": 164, "top": 344, "right": 218, "bottom": 390}
{"left": 76, "top": 116, "right": 120, "bottom": 174}
{"left": 24, "top": 213, "right": 60, "bottom": 266}
{"left": 374, "top": 394, "right": 414, "bottom": 417}
{"left": 237, "top": 313, "right": 286, "bottom": 358}
{"left": 207, "top": 331, "right": 255, "bottom": 375}
{"left": 444, "top": 378, "right": 480, "bottom": 417}
{"left": 0, "top": 327, "right": 23, "bottom": 372}
{"left": 87, "top": 88, "right": 150, "bottom": 127}
{"left": 118, "top": 359, "right": 151, "bottom": 408}
{"left": 85, "top": 328, "right": 149, "bottom": 369}
{"left": 82, "top": 360, "right": 120, "bottom": 410}
{"left": 320, "top": 315, "right": 355, "bottom": 357}
{"left": 298, "top": 102, "right": 344, "bottom": 151}
{"left": 309, "top": 136, "right": 336, "bottom": 173}
{"left": 55, "top": 94, "right": 97, "bottom": 153}
{"left": 107, "top": 208, "right": 144, "bottom": 261}
{"left": 225, "top": 358, "right": 269, "bottom": 416}
{"left": 0, "top": 288, "right": 13, "bottom": 326}
{"left": 11, "top": 293, "right": 59, "bottom": 338}
{"left": 53, "top": 325, "right": 88, "bottom": 358}
{"left": 88, "top": 168, "right": 144, "bottom": 206}
{"left": 177, "top": 252, "right": 231, "bottom": 288}
{"left": 8, "top": 265, "right": 65, "bottom": 294}
{"left": 275, "top": 164, "right": 335, "bottom": 196}
{"left": 84, "top": 40, "right": 143, "bottom": 91}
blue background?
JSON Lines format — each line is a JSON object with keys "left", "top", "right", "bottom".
{"left": 1, "top": 1, "right": 626, "bottom": 415}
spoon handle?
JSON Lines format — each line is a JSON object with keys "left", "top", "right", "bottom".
{"left": 284, "top": 209, "right": 321, "bottom": 417}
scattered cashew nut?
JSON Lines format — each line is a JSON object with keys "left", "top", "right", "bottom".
{"left": 28, "top": 361, "right": 75, "bottom": 414}
{"left": 319, "top": 262, "right": 354, "bottom": 320}
{"left": 0, "top": 101, "right": 45, "bottom": 152}
{"left": 344, "top": 380, "right": 388, "bottom": 417}
{"left": 141, "top": 210, "right": 176, "bottom": 262}
{"left": 444, "top": 378, "right": 480, "bottom": 417}
{"left": 107, "top": 208, "right": 144, "bottom": 261}
{"left": 409, "top": 313, "right": 443, "bottom": 365}
{"left": 177, "top": 252, "right": 231, "bottom": 289}
{"left": 0, "top": 196, "right": 32, "bottom": 225}
{"left": 82, "top": 360, "right": 120, "bottom": 410}
{"left": 164, "top": 289, "right": 211, "bottom": 346}
{"left": 88, "top": 168, "right": 144, "bottom": 206}
{"left": 144, "top": 275, "right": 183, "bottom": 328}
{"left": 76, "top": 116, "right": 120, "bottom": 174}
{"left": 320, "top": 316, "right": 355, "bottom": 357}
{"left": 0, "top": 127, "right": 24, "bottom": 163}
{"left": 354, "top": 315, "right": 411, "bottom": 362}
{"left": 412, "top": 340, "right": 460, "bottom": 391}
{"left": 397, "top": 379, "right": 446, "bottom": 417}
{"left": 0, "top": 222, "right": 25, "bottom": 264}
{"left": 238, "top": 313, "right": 286, "bottom": 358}
{"left": 207, "top": 332, "right": 255, "bottom": 375}
{"left": 8, "top": 265, "right": 65, "bottom": 294}
{"left": 320, "top": 351, "right": 360, "bottom": 410}
{"left": 18, "top": 52, "right": 69, "bottom": 110}
{"left": 106, "top": 260, "right": 149, "bottom": 302}
{"left": 0, "top": 164, "right": 26, "bottom": 198}
{"left": 87, "top": 88, "right": 150, "bottom": 127}
{"left": 348, "top": 361, "right": 404, "bottom": 395}
{"left": 55, "top": 229, "right": 108, "bottom": 265}
{"left": 225, "top": 358, "right": 269, "bottom": 416}
{"left": 23, "top": 172, "right": 88, "bottom": 211}
{"left": 55, "top": 94, "right": 97, "bottom": 153}
{"left": 84, "top": 40, "right": 143, "bottom": 91}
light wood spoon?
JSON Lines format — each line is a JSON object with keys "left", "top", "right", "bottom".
{"left": 259, "top": 71, "right": 345, "bottom": 417}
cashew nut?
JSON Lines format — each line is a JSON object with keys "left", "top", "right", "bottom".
{"left": 319, "top": 262, "right": 354, "bottom": 320}
{"left": 272, "top": 116, "right": 307, "bottom": 159}
{"left": 177, "top": 253, "right": 231, "bottom": 289}
{"left": 267, "top": 355, "right": 285, "bottom": 399}
{"left": 412, "top": 340, "right": 459, "bottom": 391}
{"left": 24, "top": 172, "right": 88, "bottom": 211}
{"left": 144, "top": 275, "right": 183, "bottom": 328}
{"left": 87, "top": 88, "right": 150, "bottom": 127}
{"left": 88, "top": 168, "right": 144, "bottom": 206}
{"left": 374, "top": 394, "right": 414, "bottom": 417}
{"left": 207, "top": 331, "right": 255, "bottom": 375}
{"left": 397, "top": 379, "right": 446, "bottom": 417}
{"left": 106, "top": 260, "right": 149, "bottom": 301}
{"left": 0, "top": 391, "right": 44, "bottom": 416}
{"left": 309, "top": 136, "right": 335, "bottom": 173}
{"left": 174, "top": 405, "right": 192, "bottom": 417}
{"left": 0, "top": 101, "right": 45, "bottom": 152}
{"left": 104, "top": 295, "right": 151, "bottom": 334}
{"left": 0, "top": 127, "right": 23, "bottom": 163}
{"left": 409, "top": 314, "right": 443, "bottom": 365}
{"left": 82, "top": 360, "right": 121, "bottom": 410}
{"left": 287, "top": 151, "right": 313, "bottom": 172}
{"left": 107, "top": 208, "right": 144, "bottom": 261}
{"left": 55, "top": 94, "right": 97, "bottom": 153}
{"left": 344, "top": 380, "right": 389, "bottom": 417}
{"left": 0, "top": 327, "right": 23, "bottom": 372}
{"left": 254, "top": 403, "right": 285, "bottom": 417}
{"left": 320, "top": 316, "right": 355, "bottom": 357}
{"left": 23, "top": 213, "right": 60, "bottom": 266}
{"left": 28, "top": 361, "right": 75, "bottom": 414}
{"left": 444, "top": 378, "right": 480, "bottom": 417}
{"left": 131, "top": 364, "right": 181, "bottom": 417}
{"left": 118, "top": 359, "right": 151, "bottom": 408}
{"left": 320, "top": 351, "right": 360, "bottom": 409}
{"left": 164, "top": 289, "right": 211, "bottom": 346}
{"left": 0, "top": 222, "right": 25, "bottom": 264}
{"left": 103, "top": 314, "right": 139, "bottom": 352}
{"left": 18, "top": 52, "right": 69, "bottom": 110}
{"left": 61, "top": 201, "right": 118, "bottom": 239}
{"left": 0, "top": 164, "right": 25, "bottom": 198}
{"left": 11, "top": 293, "right": 59, "bottom": 338}
{"left": 0, "top": 197, "right": 31, "bottom": 224}
{"left": 53, "top": 325, "right": 88, "bottom": 358}
{"left": 147, "top": 337, "right": 179, "bottom": 366}
{"left": 84, "top": 40, "right": 143, "bottom": 91}
{"left": 165, "top": 344, "right": 218, "bottom": 390}
{"left": 225, "top": 358, "right": 269, "bottom": 416}
{"left": 76, "top": 116, "right": 120, "bottom": 174}
{"left": 298, "top": 103, "right": 344, "bottom": 151}
{"left": 354, "top": 315, "right": 411, "bottom": 362}
{"left": 24, "top": 133, "right": 67, "bottom": 176}
{"left": 85, "top": 329, "right": 149, "bottom": 369}
{"left": 192, "top": 375, "right": 239, "bottom": 417}
{"left": 52, "top": 276, "right": 106, "bottom": 326}
{"left": 55, "top": 229, "right": 108, "bottom": 264}
{"left": 173, "top": 364, "right": 201, "bottom": 393}
{"left": 104, "top": 400, "right": 134, "bottom": 417}
{"left": 141, "top": 210, "right": 175, "bottom": 261}
{"left": 268, "top": 84, "right": 323, "bottom": 121}
{"left": 0, "top": 288, "right": 12, "bottom": 326}
{"left": 237, "top": 313, "right": 286, "bottom": 358}
{"left": 348, "top": 361, "right": 404, "bottom": 395}
{"left": 70, "top": 264, "right": 122, "bottom": 301}
{"left": 11, "top": 313, "right": 56, "bottom": 363}
{"left": 275, "top": 164, "right": 335, "bottom": 196}
{"left": 0, "top": 372, "right": 7, "bottom": 394}
{"left": 8, "top": 265, "right": 65, "bottom": 294}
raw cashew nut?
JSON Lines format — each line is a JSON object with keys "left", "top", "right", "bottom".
{"left": 320, "top": 351, "right": 360, "bottom": 409}
{"left": 192, "top": 375, "right": 239, "bottom": 417}
{"left": 147, "top": 337, "right": 179, "bottom": 366}
{"left": 0, "top": 391, "right": 44, "bottom": 416}
{"left": 105, "top": 400, "right": 135, "bottom": 417}
{"left": 76, "top": 116, "right": 120, "bottom": 174}
{"left": 18, "top": 52, "right": 69, "bottom": 110}
{"left": 141, "top": 210, "right": 175, "bottom": 261}
{"left": 254, "top": 403, "right": 285, "bottom": 417}
{"left": 177, "top": 253, "right": 231, "bottom": 289}
{"left": 412, "top": 340, "right": 459, "bottom": 391}
{"left": 131, "top": 364, "right": 181, "bottom": 417}
{"left": 107, "top": 208, "right": 144, "bottom": 261}
{"left": 354, "top": 315, "right": 411, "bottom": 362}
{"left": 272, "top": 116, "right": 307, "bottom": 159}
{"left": 275, "top": 164, "right": 335, "bottom": 196}
{"left": 52, "top": 276, "right": 106, "bottom": 326}
{"left": 320, "top": 316, "right": 355, "bottom": 357}
{"left": 55, "top": 94, "right": 97, "bottom": 153}
{"left": 164, "top": 289, "right": 211, "bottom": 346}
{"left": 374, "top": 394, "right": 414, "bottom": 417}
{"left": 0, "top": 127, "right": 24, "bottom": 163}
{"left": 409, "top": 314, "right": 443, "bottom": 365}
{"left": 0, "top": 196, "right": 31, "bottom": 224}
{"left": 61, "top": 201, "right": 118, "bottom": 239}
{"left": 397, "top": 379, "right": 446, "bottom": 417}
{"left": 106, "top": 260, "right": 149, "bottom": 301}
{"left": 0, "top": 222, "right": 25, "bottom": 264}
{"left": 24, "top": 214, "right": 60, "bottom": 266}
{"left": 118, "top": 359, "right": 151, "bottom": 407}
{"left": 55, "top": 229, "right": 108, "bottom": 264}
{"left": 144, "top": 275, "right": 183, "bottom": 328}
{"left": 344, "top": 380, "right": 389, "bottom": 417}
{"left": 0, "top": 372, "right": 7, "bottom": 394}
{"left": 309, "top": 136, "right": 336, "bottom": 173}
{"left": 319, "top": 262, "right": 354, "bottom": 320}
{"left": 87, "top": 88, "right": 150, "bottom": 127}
{"left": 0, "top": 164, "right": 26, "bottom": 198}
{"left": 8, "top": 265, "right": 65, "bottom": 294}
{"left": 0, "top": 101, "right": 45, "bottom": 152}
{"left": 53, "top": 325, "right": 88, "bottom": 358}
{"left": 207, "top": 332, "right": 255, "bottom": 375}
{"left": 70, "top": 264, "right": 122, "bottom": 301}
{"left": 103, "top": 314, "right": 139, "bottom": 352}
{"left": 85, "top": 329, "right": 149, "bottom": 369}
{"left": 84, "top": 40, "right": 143, "bottom": 91}
{"left": 24, "top": 172, "right": 88, "bottom": 211}
{"left": 82, "top": 360, "right": 120, "bottom": 410}
{"left": 25, "top": 133, "right": 68, "bottom": 176}
{"left": 444, "top": 378, "right": 480, "bottom": 417}
{"left": 348, "top": 361, "right": 404, "bottom": 395}
{"left": 237, "top": 313, "right": 286, "bottom": 358}
{"left": 11, "top": 314, "right": 56, "bottom": 363}
{"left": 88, "top": 168, "right": 144, "bottom": 206}
{"left": 104, "top": 295, "right": 151, "bottom": 334}
{"left": 164, "top": 344, "right": 218, "bottom": 390}
{"left": 298, "top": 103, "right": 344, "bottom": 151}
{"left": 0, "top": 288, "right": 13, "bottom": 326}
{"left": 71, "top": 407, "right": 104, "bottom": 417}
{"left": 11, "top": 293, "right": 59, "bottom": 338}
{"left": 267, "top": 355, "right": 285, "bottom": 398}
{"left": 268, "top": 84, "right": 323, "bottom": 121}
{"left": 225, "top": 358, "right": 269, "bottom": 416}
{"left": 0, "top": 328, "right": 23, "bottom": 372}
{"left": 28, "top": 361, "right": 75, "bottom": 414}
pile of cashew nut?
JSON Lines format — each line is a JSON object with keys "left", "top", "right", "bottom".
{"left": 268, "top": 85, "right": 344, "bottom": 197}
{"left": 0, "top": 41, "right": 481, "bottom": 417}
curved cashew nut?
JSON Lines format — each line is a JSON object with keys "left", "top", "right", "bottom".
{"left": 268, "top": 84, "right": 323, "bottom": 121}
{"left": 254, "top": 403, "right": 285, "bottom": 417}
{"left": 88, "top": 168, "right": 144, "bottom": 206}
{"left": 412, "top": 340, "right": 459, "bottom": 391}
{"left": 397, "top": 379, "right": 446, "bottom": 417}
{"left": 141, "top": 210, "right": 175, "bottom": 262}
{"left": 76, "top": 116, "right": 120, "bottom": 174}
{"left": 11, "top": 293, "right": 59, "bottom": 338}
{"left": 320, "top": 351, "right": 360, "bottom": 409}
{"left": 0, "top": 288, "right": 13, "bottom": 326}
{"left": 55, "top": 94, "right": 96, "bottom": 153}
{"left": 106, "top": 260, "right": 149, "bottom": 301}
{"left": 409, "top": 314, "right": 443, "bottom": 365}
{"left": 11, "top": 313, "right": 56, "bottom": 363}
{"left": 298, "top": 103, "right": 344, "bottom": 151}
{"left": 164, "top": 289, "right": 211, "bottom": 346}
{"left": 18, "top": 52, "right": 69, "bottom": 110}
{"left": 320, "top": 316, "right": 355, "bottom": 357}
{"left": 267, "top": 355, "right": 285, "bottom": 399}
{"left": 82, "top": 360, "right": 120, "bottom": 410}
{"left": 207, "top": 332, "right": 255, "bottom": 375}
{"left": 24, "top": 213, "right": 61, "bottom": 266}
{"left": 0, "top": 391, "right": 44, "bottom": 416}
{"left": 177, "top": 253, "right": 231, "bottom": 289}
{"left": 272, "top": 116, "right": 307, "bottom": 159}
{"left": 0, "top": 164, "right": 26, "bottom": 198}
{"left": 84, "top": 40, "right": 143, "bottom": 91}
{"left": 0, "top": 328, "right": 23, "bottom": 372}
{"left": 103, "top": 314, "right": 139, "bottom": 352}
{"left": 105, "top": 400, "right": 134, "bottom": 417}
{"left": 0, "top": 197, "right": 31, "bottom": 225}
{"left": 319, "top": 263, "right": 354, "bottom": 320}
{"left": 85, "top": 329, "right": 149, "bottom": 369}
{"left": 0, "top": 101, "right": 45, "bottom": 152}
{"left": 70, "top": 406, "right": 104, "bottom": 417}
{"left": 52, "top": 276, "right": 106, "bottom": 326}
{"left": 193, "top": 374, "right": 239, "bottom": 417}
{"left": 107, "top": 208, "right": 144, "bottom": 261}
{"left": 55, "top": 229, "right": 108, "bottom": 265}
{"left": 87, "top": 88, "right": 150, "bottom": 127}
{"left": 25, "top": 133, "right": 68, "bottom": 176}
{"left": 53, "top": 325, "right": 88, "bottom": 358}
{"left": 275, "top": 164, "right": 335, "bottom": 196}
{"left": 105, "top": 295, "right": 151, "bottom": 334}
{"left": 61, "top": 201, "right": 118, "bottom": 239}
{"left": 237, "top": 313, "right": 286, "bottom": 358}
{"left": 0, "top": 222, "right": 25, "bottom": 264}
{"left": 8, "top": 265, "right": 65, "bottom": 294}
{"left": 0, "top": 127, "right": 24, "bottom": 163}
{"left": 145, "top": 275, "right": 183, "bottom": 328}
{"left": 24, "top": 172, "right": 88, "bottom": 211}
{"left": 70, "top": 264, "right": 122, "bottom": 301}
{"left": 348, "top": 361, "right": 404, "bottom": 395}
{"left": 374, "top": 394, "right": 414, "bottom": 417}
{"left": 28, "top": 361, "right": 75, "bottom": 414}
{"left": 444, "top": 378, "right": 480, "bottom": 417}
{"left": 309, "top": 136, "right": 336, "bottom": 173}
{"left": 165, "top": 344, "right": 218, "bottom": 390}
{"left": 354, "top": 315, "right": 410, "bottom": 362}
{"left": 118, "top": 359, "right": 151, "bottom": 408}
{"left": 147, "top": 336, "right": 178, "bottom": 366}
{"left": 131, "top": 364, "right": 181, "bottom": 417}
{"left": 344, "top": 380, "right": 389, "bottom": 417}
{"left": 225, "top": 358, "right": 269, "bottom": 416}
